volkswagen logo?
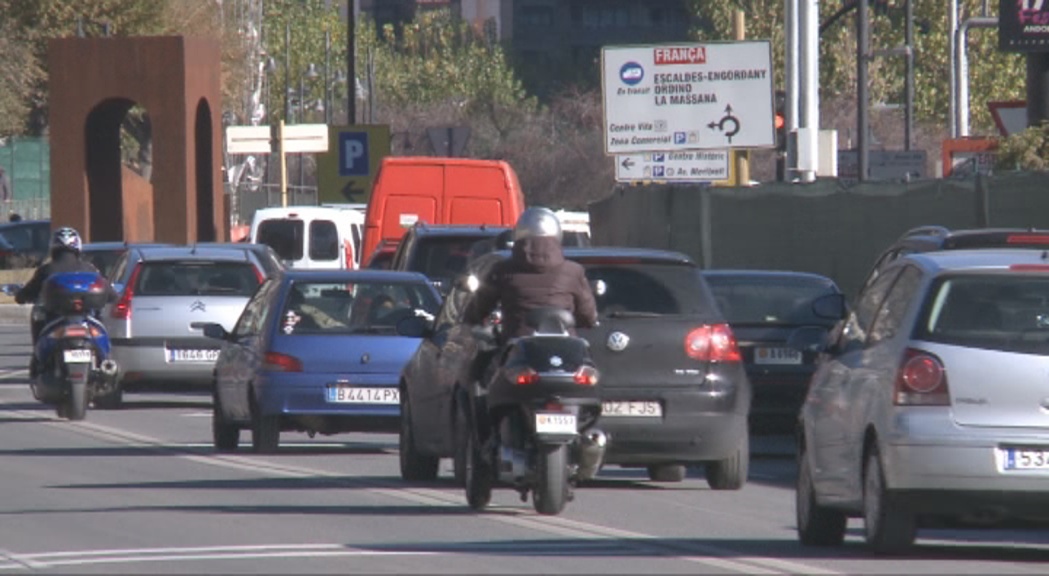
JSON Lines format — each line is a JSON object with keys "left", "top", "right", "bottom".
{"left": 607, "top": 331, "right": 630, "bottom": 352}
{"left": 190, "top": 300, "right": 206, "bottom": 312}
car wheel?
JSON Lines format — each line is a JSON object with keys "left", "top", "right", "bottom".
{"left": 705, "top": 426, "right": 749, "bottom": 490}
{"left": 464, "top": 423, "right": 492, "bottom": 511}
{"left": 250, "top": 394, "right": 279, "bottom": 454}
{"left": 399, "top": 393, "right": 439, "bottom": 481}
{"left": 796, "top": 443, "right": 846, "bottom": 546}
{"left": 863, "top": 446, "right": 916, "bottom": 555}
{"left": 647, "top": 464, "right": 686, "bottom": 482}
{"left": 212, "top": 393, "right": 240, "bottom": 452}
{"left": 92, "top": 385, "right": 123, "bottom": 410}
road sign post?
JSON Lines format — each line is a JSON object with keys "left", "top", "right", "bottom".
{"left": 601, "top": 41, "right": 776, "bottom": 155}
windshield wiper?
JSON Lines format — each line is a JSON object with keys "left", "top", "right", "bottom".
{"left": 604, "top": 310, "right": 663, "bottom": 318}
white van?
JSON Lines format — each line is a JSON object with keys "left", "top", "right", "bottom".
{"left": 555, "top": 210, "right": 592, "bottom": 247}
{"left": 249, "top": 205, "right": 365, "bottom": 270}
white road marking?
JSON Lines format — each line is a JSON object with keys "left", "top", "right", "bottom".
{"left": 0, "top": 369, "right": 27, "bottom": 380}
{"left": 1, "top": 409, "right": 841, "bottom": 575}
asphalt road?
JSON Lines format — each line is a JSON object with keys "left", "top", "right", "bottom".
{"left": 0, "top": 324, "right": 1047, "bottom": 574}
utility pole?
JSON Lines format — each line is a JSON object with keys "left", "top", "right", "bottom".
{"left": 857, "top": 0, "right": 870, "bottom": 182}
{"left": 347, "top": 0, "right": 357, "bottom": 125}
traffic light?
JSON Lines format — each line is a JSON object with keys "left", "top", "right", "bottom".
{"left": 775, "top": 90, "right": 786, "bottom": 181}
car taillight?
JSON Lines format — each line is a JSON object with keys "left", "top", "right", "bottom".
{"left": 344, "top": 239, "right": 356, "bottom": 270}
{"left": 514, "top": 367, "right": 540, "bottom": 385}
{"left": 894, "top": 348, "right": 949, "bottom": 406}
{"left": 1010, "top": 264, "right": 1049, "bottom": 272}
{"left": 111, "top": 264, "right": 142, "bottom": 320}
{"left": 685, "top": 324, "right": 742, "bottom": 362}
{"left": 1007, "top": 234, "right": 1049, "bottom": 245}
{"left": 263, "top": 351, "right": 302, "bottom": 372}
{"left": 253, "top": 266, "right": 265, "bottom": 284}
{"left": 573, "top": 365, "right": 599, "bottom": 386}
{"left": 59, "top": 325, "right": 88, "bottom": 338}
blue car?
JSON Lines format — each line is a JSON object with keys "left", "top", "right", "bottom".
{"left": 197, "top": 269, "right": 442, "bottom": 453}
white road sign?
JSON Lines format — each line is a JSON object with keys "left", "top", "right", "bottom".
{"left": 282, "top": 123, "right": 330, "bottom": 153}
{"left": 225, "top": 126, "right": 271, "bottom": 154}
{"left": 601, "top": 41, "right": 775, "bottom": 154}
{"left": 615, "top": 150, "right": 729, "bottom": 183}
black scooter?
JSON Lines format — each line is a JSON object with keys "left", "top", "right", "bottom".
{"left": 462, "top": 308, "right": 607, "bottom": 516}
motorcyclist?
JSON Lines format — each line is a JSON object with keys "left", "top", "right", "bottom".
{"left": 464, "top": 205, "right": 598, "bottom": 350}
{"left": 15, "top": 227, "right": 117, "bottom": 375}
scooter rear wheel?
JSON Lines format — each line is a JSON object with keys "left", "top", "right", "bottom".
{"left": 464, "top": 428, "right": 492, "bottom": 511}
{"left": 533, "top": 443, "right": 569, "bottom": 515}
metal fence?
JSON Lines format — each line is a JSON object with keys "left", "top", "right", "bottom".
{"left": 0, "top": 137, "right": 49, "bottom": 202}
{"left": 227, "top": 182, "right": 319, "bottom": 227}
{"left": 5, "top": 197, "right": 50, "bottom": 222}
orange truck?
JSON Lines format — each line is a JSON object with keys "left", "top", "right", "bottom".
{"left": 361, "top": 157, "right": 526, "bottom": 264}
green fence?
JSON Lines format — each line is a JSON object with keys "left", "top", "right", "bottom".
{"left": 1, "top": 137, "right": 50, "bottom": 221}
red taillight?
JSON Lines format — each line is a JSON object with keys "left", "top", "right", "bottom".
{"left": 515, "top": 367, "right": 540, "bottom": 385}
{"left": 344, "top": 239, "right": 356, "bottom": 270}
{"left": 685, "top": 324, "right": 742, "bottom": 362}
{"left": 1009, "top": 264, "right": 1049, "bottom": 272}
{"left": 253, "top": 266, "right": 265, "bottom": 284}
{"left": 263, "top": 351, "right": 302, "bottom": 372}
{"left": 573, "top": 365, "right": 599, "bottom": 386}
{"left": 544, "top": 401, "right": 564, "bottom": 411}
{"left": 1007, "top": 234, "right": 1049, "bottom": 245}
{"left": 111, "top": 264, "right": 142, "bottom": 320}
{"left": 894, "top": 348, "right": 949, "bottom": 406}
{"left": 59, "top": 325, "right": 88, "bottom": 338}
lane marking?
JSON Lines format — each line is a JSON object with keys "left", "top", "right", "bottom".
{"left": 0, "top": 408, "right": 840, "bottom": 575}
{"left": 0, "top": 370, "right": 27, "bottom": 381}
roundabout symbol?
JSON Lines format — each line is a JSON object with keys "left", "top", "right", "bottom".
{"left": 707, "top": 104, "right": 741, "bottom": 144}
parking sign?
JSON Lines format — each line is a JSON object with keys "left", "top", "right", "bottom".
{"left": 318, "top": 125, "right": 391, "bottom": 204}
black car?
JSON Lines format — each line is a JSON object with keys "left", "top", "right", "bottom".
{"left": 388, "top": 223, "right": 511, "bottom": 294}
{"left": 860, "top": 226, "right": 1049, "bottom": 294}
{"left": 0, "top": 219, "right": 50, "bottom": 269}
{"left": 399, "top": 247, "right": 752, "bottom": 488}
{"left": 702, "top": 270, "right": 841, "bottom": 435}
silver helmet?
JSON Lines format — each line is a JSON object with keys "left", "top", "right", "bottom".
{"left": 513, "top": 207, "right": 562, "bottom": 243}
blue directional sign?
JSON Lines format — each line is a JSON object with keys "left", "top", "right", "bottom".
{"left": 339, "top": 131, "right": 369, "bottom": 177}
{"left": 318, "top": 125, "right": 390, "bottom": 204}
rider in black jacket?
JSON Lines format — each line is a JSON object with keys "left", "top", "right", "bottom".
{"left": 16, "top": 227, "right": 117, "bottom": 375}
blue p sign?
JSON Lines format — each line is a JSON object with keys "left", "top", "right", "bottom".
{"left": 339, "top": 132, "right": 369, "bottom": 177}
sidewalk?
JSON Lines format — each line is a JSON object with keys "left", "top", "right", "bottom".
{"left": 0, "top": 304, "right": 30, "bottom": 324}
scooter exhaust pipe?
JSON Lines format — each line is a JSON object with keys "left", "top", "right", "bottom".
{"left": 99, "top": 359, "right": 119, "bottom": 377}
{"left": 576, "top": 429, "right": 608, "bottom": 482}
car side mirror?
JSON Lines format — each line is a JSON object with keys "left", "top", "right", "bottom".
{"left": 812, "top": 293, "right": 847, "bottom": 320}
{"left": 787, "top": 326, "right": 830, "bottom": 353}
{"left": 192, "top": 321, "right": 229, "bottom": 341}
{"left": 395, "top": 315, "right": 433, "bottom": 338}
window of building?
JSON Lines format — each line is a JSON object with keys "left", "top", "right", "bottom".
{"left": 520, "top": 5, "right": 554, "bottom": 27}
{"left": 581, "top": 5, "right": 630, "bottom": 29}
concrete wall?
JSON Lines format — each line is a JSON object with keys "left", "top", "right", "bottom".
{"left": 589, "top": 173, "right": 1049, "bottom": 298}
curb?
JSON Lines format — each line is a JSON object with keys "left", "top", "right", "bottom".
{"left": 0, "top": 304, "right": 30, "bottom": 325}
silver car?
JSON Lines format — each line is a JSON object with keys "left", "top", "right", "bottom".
{"left": 102, "top": 246, "right": 265, "bottom": 405}
{"left": 794, "top": 248, "right": 1049, "bottom": 554}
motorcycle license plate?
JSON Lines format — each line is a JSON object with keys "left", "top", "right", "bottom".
{"left": 63, "top": 349, "right": 93, "bottom": 364}
{"left": 535, "top": 412, "right": 576, "bottom": 435}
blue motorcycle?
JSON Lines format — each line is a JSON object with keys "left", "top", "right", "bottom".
{"left": 31, "top": 272, "right": 119, "bottom": 420}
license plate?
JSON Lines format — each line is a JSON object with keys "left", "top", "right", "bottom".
{"left": 1004, "top": 447, "right": 1049, "bottom": 470}
{"left": 535, "top": 412, "right": 577, "bottom": 434}
{"left": 754, "top": 346, "right": 802, "bottom": 365}
{"left": 601, "top": 401, "right": 662, "bottom": 417}
{"left": 167, "top": 349, "right": 220, "bottom": 363}
{"left": 63, "top": 349, "right": 93, "bottom": 364}
{"left": 325, "top": 385, "right": 399, "bottom": 404}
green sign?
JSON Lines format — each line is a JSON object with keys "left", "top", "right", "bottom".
{"left": 316, "top": 124, "right": 391, "bottom": 205}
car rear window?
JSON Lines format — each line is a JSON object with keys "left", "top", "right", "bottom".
{"left": 578, "top": 260, "right": 714, "bottom": 316}
{"left": 86, "top": 250, "right": 124, "bottom": 279}
{"left": 280, "top": 280, "right": 440, "bottom": 335}
{"left": 134, "top": 261, "right": 260, "bottom": 297}
{"left": 917, "top": 274, "right": 1049, "bottom": 354}
{"left": 309, "top": 219, "right": 339, "bottom": 261}
{"left": 257, "top": 219, "right": 304, "bottom": 261}
{"left": 411, "top": 235, "right": 495, "bottom": 280}
{"left": 704, "top": 274, "right": 838, "bottom": 326}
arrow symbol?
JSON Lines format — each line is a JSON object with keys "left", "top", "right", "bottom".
{"left": 620, "top": 157, "right": 635, "bottom": 169}
{"left": 341, "top": 181, "right": 366, "bottom": 203}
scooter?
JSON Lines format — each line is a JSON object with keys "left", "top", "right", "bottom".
{"left": 30, "top": 272, "right": 119, "bottom": 420}
{"left": 462, "top": 307, "right": 607, "bottom": 516}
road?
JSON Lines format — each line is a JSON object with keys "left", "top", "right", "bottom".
{"left": 0, "top": 324, "right": 1046, "bottom": 574}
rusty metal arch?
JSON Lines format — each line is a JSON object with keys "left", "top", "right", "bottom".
{"left": 49, "top": 36, "right": 224, "bottom": 243}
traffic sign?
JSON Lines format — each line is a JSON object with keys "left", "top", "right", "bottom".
{"left": 225, "top": 125, "right": 271, "bottom": 154}
{"left": 317, "top": 124, "right": 391, "bottom": 205}
{"left": 989, "top": 100, "right": 1027, "bottom": 136}
{"left": 281, "top": 123, "right": 329, "bottom": 153}
{"left": 615, "top": 150, "right": 729, "bottom": 183}
{"left": 837, "top": 149, "right": 926, "bottom": 183}
{"left": 601, "top": 41, "right": 775, "bottom": 154}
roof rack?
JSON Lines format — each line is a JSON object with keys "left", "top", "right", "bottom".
{"left": 899, "top": 225, "right": 950, "bottom": 240}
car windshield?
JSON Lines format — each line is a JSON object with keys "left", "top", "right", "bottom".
{"left": 134, "top": 261, "right": 260, "bottom": 297}
{"left": 84, "top": 249, "right": 124, "bottom": 279}
{"left": 257, "top": 219, "right": 304, "bottom": 261}
{"left": 580, "top": 260, "right": 713, "bottom": 316}
{"left": 704, "top": 274, "right": 839, "bottom": 326}
{"left": 917, "top": 274, "right": 1049, "bottom": 355}
{"left": 279, "top": 280, "right": 440, "bottom": 335}
{"left": 412, "top": 235, "right": 493, "bottom": 280}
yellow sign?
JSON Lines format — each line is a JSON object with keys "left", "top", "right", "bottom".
{"left": 316, "top": 124, "right": 391, "bottom": 204}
